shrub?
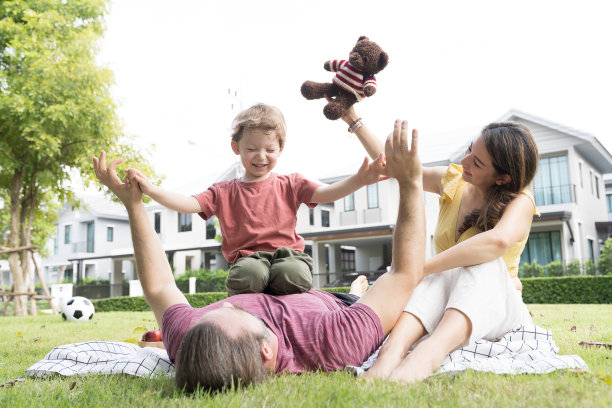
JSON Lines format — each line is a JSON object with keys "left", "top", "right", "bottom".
{"left": 521, "top": 276, "right": 612, "bottom": 304}
{"left": 519, "top": 260, "right": 544, "bottom": 278}
{"left": 174, "top": 269, "right": 229, "bottom": 293}
{"left": 545, "top": 260, "right": 564, "bottom": 277}
{"left": 583, "top": 259, "right": 596, "bottom": 276}
{"left": 597, "top": 238, "right": 612, "bottom": 275}
{"left": 91, "top": 277, "right": 611, "bottom": 312}
{"left": 565, "top": 259, "right": 582, "bottom": 276}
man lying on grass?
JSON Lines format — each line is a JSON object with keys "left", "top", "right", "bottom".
{"left": 93, "top": 120, "right": 424, "bottom": 393}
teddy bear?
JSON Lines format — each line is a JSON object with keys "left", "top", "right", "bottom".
{"left": 300, "top": 36, "right": 389, "bottom": 120}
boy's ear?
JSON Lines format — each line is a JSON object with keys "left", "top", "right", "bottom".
{"left": 231, "top": 141, "right": 240, "bottom": 155}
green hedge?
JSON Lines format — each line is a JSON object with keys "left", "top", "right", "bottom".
{"left": 521, "top": 276, "right": 611, "bottom": 304}
{"left": 92, "top": 277, "right": 610, "bottom": 312}
{"left": 92, "top": 287, "right": 350, "bottom": 312}
{"left": 92, "top": 292, "right": 228, "bottom": 312}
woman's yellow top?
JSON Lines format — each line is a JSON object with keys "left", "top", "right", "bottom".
{"left": 433, "top": 164, "right": 538, "bottom": 278}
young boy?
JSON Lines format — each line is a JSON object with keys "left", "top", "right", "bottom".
{"left": 127, "top": 103, "right": 386, "bottom": 296}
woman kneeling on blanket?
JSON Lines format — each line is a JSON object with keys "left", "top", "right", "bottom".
{"left": 341, "top": 107, "right": 539, "bottom": 382}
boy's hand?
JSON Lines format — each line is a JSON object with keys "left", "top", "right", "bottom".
{"left": 93, "top": 151, "right": 143, "bottom": 206}
{"left": 384, "top": 120, "right": 422, "bottom": 186}
{"left": 125, "top": 168, "right": 154, "bottom": 195}
{"left": 357, "top": 154, "right": 389, "bottom": 186}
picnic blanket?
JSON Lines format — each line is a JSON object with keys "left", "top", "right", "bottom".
{"left": 347, "top": 323, "right": 588, "bottom": 377}
{"left": 25, "top": 324, "right": 588, "bottom": 379}
{"left": 25, "top": 341, "right": 174, "bottom": 379}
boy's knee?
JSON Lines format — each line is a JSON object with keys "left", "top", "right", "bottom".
{"left": 226, "top": 257, "right": 270, "bottom": 295}
{"left": 268, "top": 258, "right": 313, "bottom": 295}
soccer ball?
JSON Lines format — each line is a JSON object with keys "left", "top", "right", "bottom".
{"left": 61, "top": 296, "right": 95, "bottom": 322}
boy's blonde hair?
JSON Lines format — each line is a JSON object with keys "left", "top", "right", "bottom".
{"left": 231, "top": 103, "right": 286, "bottom": 148}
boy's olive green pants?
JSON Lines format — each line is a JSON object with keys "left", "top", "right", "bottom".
{"left": 226, "top": 247, "right": 314, "bottom": 296}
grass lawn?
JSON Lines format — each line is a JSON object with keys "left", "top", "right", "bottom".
{"left": 0, "top": 304, "right": 610, "bottom": 407}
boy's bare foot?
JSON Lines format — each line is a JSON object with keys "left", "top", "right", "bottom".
{"left": 349, "top": 275, "right": 369, "bottom": 297}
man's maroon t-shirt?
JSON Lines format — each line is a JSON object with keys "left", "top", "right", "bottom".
{"left": 161, "top": 290, "right": 383, "bottom": 373}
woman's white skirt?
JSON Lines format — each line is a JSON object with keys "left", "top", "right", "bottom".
{"left": 404, "top": 258, "right": 532, "bottom": 347}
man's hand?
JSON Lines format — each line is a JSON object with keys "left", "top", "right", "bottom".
{"left": 93, "top": 151, "right": 143, "bottom": 207}
{"left": 356, "top": 154, "right": 389, "bottom": 186}
{"left": 384, "top": 120, "right": 422, "bottom": 186}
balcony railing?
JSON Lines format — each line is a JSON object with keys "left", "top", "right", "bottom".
{"left": 71, "top": 241, "right": 95, "bottom": 253}
{"left": 533, "top": 184, "right": 576, "bottom": 206}
{"left": 338, "top": 208, "right": 382, "bottom": 226}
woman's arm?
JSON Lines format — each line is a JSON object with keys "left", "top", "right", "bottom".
{"left": 424, "top": 193, "right": 535, "bottom": 276}
{"left": 340, "top": 107, "right": 445, "bottom": 195}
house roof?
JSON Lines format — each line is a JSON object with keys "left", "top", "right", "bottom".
{"left": 69, "top": 193, "right": 128, "bottom": 221}
{"left": 318, "top": 127, "right": 479, "bottom": 183}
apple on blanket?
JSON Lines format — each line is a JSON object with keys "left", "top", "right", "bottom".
{"left": 138, "top": 329, "right": 165, "bottom": 349}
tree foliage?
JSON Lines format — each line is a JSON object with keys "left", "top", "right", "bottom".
{"left": 0, "top": 0, "right": 159, "bottom": 315}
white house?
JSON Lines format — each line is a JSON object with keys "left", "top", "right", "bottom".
{"left": 41, "top": 194, "right": 135, "bottom": 291}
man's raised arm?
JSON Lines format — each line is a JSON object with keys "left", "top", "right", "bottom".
{"left": 357, "top": 120, "right": 425, "bottom": 335}
{"left": 93, "top": 152, "right": 188, "bottom": 326}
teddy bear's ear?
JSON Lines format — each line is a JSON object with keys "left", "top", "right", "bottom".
{"left": 358, "top": 35, "right": 369, "bottom": 42}
{"left": 378, "top": 51, "right": 389, "bottom": 70}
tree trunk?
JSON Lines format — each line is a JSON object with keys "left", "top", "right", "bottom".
{"left": 8, "top": 165, "right": 27, "bottom": 316}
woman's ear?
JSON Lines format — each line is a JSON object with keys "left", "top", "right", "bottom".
{"left": 496, "top": 174, "right": 512, "bottom": 186}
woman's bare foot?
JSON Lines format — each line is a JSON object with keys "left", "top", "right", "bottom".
{"left": 349, "top": 275, "right": 369, "bottom": 297}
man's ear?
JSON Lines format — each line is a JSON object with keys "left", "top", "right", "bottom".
{"left": 231, "top": 141, "right": 240, "bottom": 155}
{"left": 496, "top": 174, "right": 512, "bottom": 186}
{"left": 261, "top": 341, "right": 273, "bottom": 362}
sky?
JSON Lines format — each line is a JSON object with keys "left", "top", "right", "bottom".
{"left": 97, "top": 0, "right": 612, "bottom": 189}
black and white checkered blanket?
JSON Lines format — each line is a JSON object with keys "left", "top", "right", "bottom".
{"left": 25, "top": 341, "right": 174, "bottom": 378}
{"left": 349, "top": 323, "right": 588, "bottom": 376}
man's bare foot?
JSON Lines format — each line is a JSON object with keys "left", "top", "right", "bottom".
{"left": 349, "top": 275, "right": 369, "bottom": 297}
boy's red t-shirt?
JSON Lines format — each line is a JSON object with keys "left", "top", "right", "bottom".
{"left": 193, "top": 173, "right": 319, "bottom": 263}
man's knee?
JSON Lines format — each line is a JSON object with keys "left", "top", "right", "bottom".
{"left": 226, "top": 256, "right": 270, "bottom": 295}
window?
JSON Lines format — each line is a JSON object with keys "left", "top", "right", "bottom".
{"left": 178, "top": 213, "right": 192, "bottom": 232}
{"left": 206, "top": 218, "right": 216, "bottom": 240}
{"left": 588, "top": 239, "right": 595, "bottom": 262}
{"left": 107, "top": 226, "right": 114, "bottom": 242}
{"left": 533, "top": 155, "right": 571, "bottom": 205}
{"left": 85, "top": 264, "right": 95, "bottom": 278}
{"left": 54, "top": 230, "right": 59, "bottom": 255}
{"left": 595, "top": 175, "right": 600, "bottom": 198}
{"left": 86, "top": 222, "right": 94, "bottom": 253}
{"left": 154, "top": 212, "right": 161, "bottom": 233}
{"left": 341, "top": 248, "right": 356, "bottom": 272}
{"left": 589, "top": 171, "right": 593, "bottom": 195}
{"left": 64, "top": 225, "right": 72, "bottom": 244}
{"left": 578, "top": 162, "right": 583, "bottom": 188}
{"left": 321, "top": 210, "right": 330, "bottom": 227}
{"left": 519, "top": 231, "right": 562, "bottom": 266}
{"left": 185, "top": 256, "right": 193, "bottom": 271}
{"left": 607, "top": 194, "right": 612, "bottom": 213}
{"left": 344, "top": 193, "right": 355, "bottom": 211}
{"left": 367, "top": 183, "right": 379, "bottom": 208}
{"left": 309, "top": 209, "right": 314, "bottom": 226}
